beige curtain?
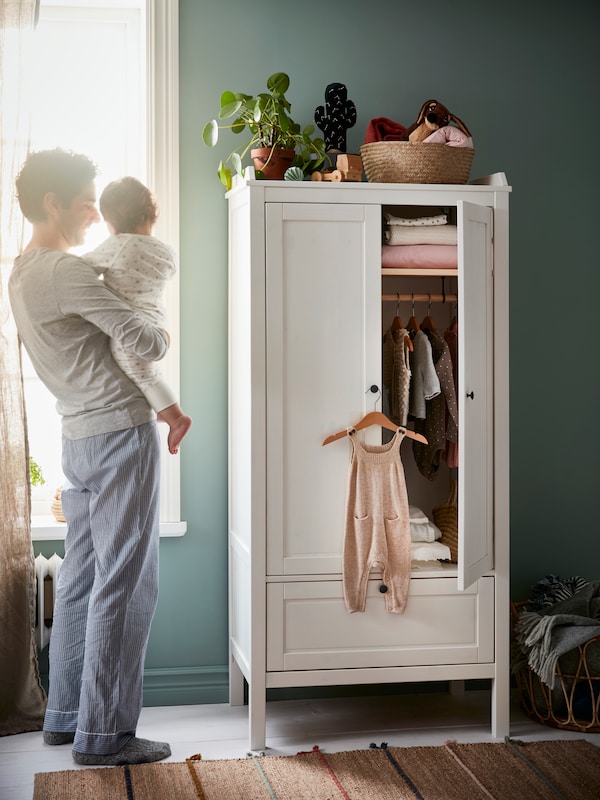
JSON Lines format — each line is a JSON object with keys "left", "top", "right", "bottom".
{"left": 0, "top": 0, "right": 47, "bottom": 735}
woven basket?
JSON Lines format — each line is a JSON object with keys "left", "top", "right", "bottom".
{"left": 360, "top": 141, "right": 474, "bottom": 184}
{"left": 511, "top": 602, "right": 600, "bottom": 732}
{"left": 432, "top": 481, "right": 458, "bottom": 562}
{"left": 51, "top": 486, "right": 66, "bottom": 523}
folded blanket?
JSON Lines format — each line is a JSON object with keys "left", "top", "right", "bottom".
{"left": 364, "top": 117, "right": 407, "bottom": 144}
{"left": 410, "top": 519, "right": 442, "bottom": 542}
{"left": 513, "top": 581, "right": 600, "bottom": 689}
{"left": 411, "top": 540, "right": 451, "bottom": 562}
{"left": 382, "top": 244, "right": 457, "bottom": 270}
{"left": 529, "top": 574, "right": 590, "bottom": 611}
{"left": 423, "top": 126, "right": 474, "bottom": 148}
{"left": 409, "top": 505, "right": 429, "bottom": 523}
{"left": 384, "top": 224, "right": 458, "bottom": 247}
{"left": 385, "top": 213, "right": 448, "bottom": 227}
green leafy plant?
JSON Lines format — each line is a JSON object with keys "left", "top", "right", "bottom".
{"left": 202, "top": 72, "right": 325, "bottom": 190}
{"left": 29, "top": 457, "right": 46, "bottom": 488}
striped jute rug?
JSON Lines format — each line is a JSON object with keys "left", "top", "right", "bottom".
{"left": 33, "top": 738, "right": 600, "bottom": 800}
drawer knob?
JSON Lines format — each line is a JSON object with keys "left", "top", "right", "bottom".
{"left": 379, "top": 584, "right": 388, "bottom": 593}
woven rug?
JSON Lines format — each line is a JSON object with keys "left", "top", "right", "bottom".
{"left": 33, "top": 738, "right": 600, "bottom": 800}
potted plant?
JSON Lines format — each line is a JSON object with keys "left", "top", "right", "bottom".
{"left": 29, "top": 457, "right": 65, "bottom": 522}
{"left": 29, "top": 457, "right": 46, "bottom": 489}
{"left": 202, "top": 72, "right": 326, "bottom": 190}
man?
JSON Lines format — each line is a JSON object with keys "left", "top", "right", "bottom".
{"left": 9, "top": 149, "right": 171, "bottom": 766}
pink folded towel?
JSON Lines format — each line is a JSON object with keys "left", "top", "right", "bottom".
{"left": 423, "top": 126, "right": 473, "bottom": 148}
{"left": 382, "top": 244, "right": 458, "bottom": 270}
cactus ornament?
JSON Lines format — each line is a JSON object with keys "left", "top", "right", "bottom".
{"left": 314, "top": 82, "right": 357, "bottom": 152}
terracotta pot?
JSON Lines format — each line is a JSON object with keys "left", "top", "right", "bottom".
{"left": 251, "top": 147, "right": 295, "bottom": 180}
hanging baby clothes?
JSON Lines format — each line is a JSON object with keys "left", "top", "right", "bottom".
{"left": 408, "top": 329, "right": 440, "bottom": 419}
{"left": 413, "top": 329, "right": 458, "bottom": 480}
{"left": 343, "top": 428, "right": 411, "bottom": 614}
{"left": 383, "top": 325, "right": 412, "bottom": 426}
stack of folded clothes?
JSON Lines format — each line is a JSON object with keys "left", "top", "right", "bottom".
{"left": 409, "top": 505, "right": 451, "bottom": 562}
{"left": 382, "top": 210, "right": 458, "bottom": 270}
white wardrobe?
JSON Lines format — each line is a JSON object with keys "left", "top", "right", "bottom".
{"left": 227, "top": 175, "right": 511, "bottom": 751}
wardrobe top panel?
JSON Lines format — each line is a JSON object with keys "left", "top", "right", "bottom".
{"left": 227, "top": 173, "right": 511, "bottom": 208}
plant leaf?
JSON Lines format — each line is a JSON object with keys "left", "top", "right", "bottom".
{"left": 217, "top": 161, "right": 232, "bottom": 191}
{"left": 220, "top": 90, "right": 237, "bottom": 109}
{"left": 267, "top": 72, "right": 290, "bottom": 95}
{"left": 231, "top": 152, "right": 243, "bottom": 175}
{"left": 220, "top": 99, "right": 243, "bottom": 119}
{"left": 202, "top": 120, "right": 218, "bottom": 147}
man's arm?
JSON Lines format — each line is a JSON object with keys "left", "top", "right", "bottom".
{"left": 55, "top": 254, "right": 169, "bottom": 362}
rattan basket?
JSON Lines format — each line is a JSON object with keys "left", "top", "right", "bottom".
{"left": 432, "top": 481, "right": 458, "bottom": 563}
{"left": 51, "top": 486, "right": 66, "bottom": 523}
{"left": 360, "top": 141, "right": 474, "bottom": 184}
{"left": 511, "top": 601, "right": 600, "bottom": 732}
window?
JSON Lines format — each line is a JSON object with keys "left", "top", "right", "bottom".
{"left": 25, "top": 0, "right": 183, "bottom": 539}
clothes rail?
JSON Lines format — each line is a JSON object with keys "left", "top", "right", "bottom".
{"left": 382, "top": 293, "right": 457, "bottom": 303}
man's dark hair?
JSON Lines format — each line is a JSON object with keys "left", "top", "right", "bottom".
{"left": 16, "top": 148, "right": 98, "bottom": 223}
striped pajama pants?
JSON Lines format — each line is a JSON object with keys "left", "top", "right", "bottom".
{"left": 43, "top": 422, "right": 161, "bottom": 755}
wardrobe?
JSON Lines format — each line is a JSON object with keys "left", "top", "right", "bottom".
{"left": 226, "top": 174, "right": 511, "bottom": 751}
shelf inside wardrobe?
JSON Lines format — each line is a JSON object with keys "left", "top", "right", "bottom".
{"left": 382, "top": 268, "right": 458, "bottom": 277}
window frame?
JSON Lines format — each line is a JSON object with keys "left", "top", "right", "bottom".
{"left": 31, "top": 0, "right": 184, "bottom": 541}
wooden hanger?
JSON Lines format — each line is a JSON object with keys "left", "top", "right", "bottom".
{"left": 421, "top": 294, "right": 436, "bottom": 332}
{"left": 406, "top": 294, "right": 420, "bottom": 334}
{"left": 406, "top": 314, "right": 420, "bottom": 334}
{"left": 390, "top": 295, "right": 404, "bottom": 334}
{"left": 322, "top": 411, "right": 428, "bottom": 446}
{"left": 387, "top": 296, "right": 414, "bottom": 351}
{"left": 390, "top": 311, "right": 414, "bottom": 351}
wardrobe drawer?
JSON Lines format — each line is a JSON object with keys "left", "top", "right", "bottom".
{"left": 266, "top": 577, "right": 494, "bottom": 671}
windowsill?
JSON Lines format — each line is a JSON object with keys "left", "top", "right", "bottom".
{"left": 31, "top": 515, "right": 187, "bottom": 541}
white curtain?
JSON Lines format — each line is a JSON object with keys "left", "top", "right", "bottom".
{"left": 0, "top": 0, "right": 47, "bottom": 735}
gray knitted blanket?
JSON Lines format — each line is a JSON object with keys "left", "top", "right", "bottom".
{"left": 513, "top": 580, "right": 600, "bottom": 688}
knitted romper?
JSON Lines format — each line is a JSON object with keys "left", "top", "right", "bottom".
{"left": 343, "top": 428, "right": 411, "bottom": 614}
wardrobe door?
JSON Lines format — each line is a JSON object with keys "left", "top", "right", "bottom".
{"left": 457, "top": 201, "right": 494, "bottom": 590}
{"left": 265, "top": 202, "right": 381, "bottom": 576}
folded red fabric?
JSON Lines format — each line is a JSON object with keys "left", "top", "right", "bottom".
{"left": 363, "top": 117, "right": 407, "bottom": 144}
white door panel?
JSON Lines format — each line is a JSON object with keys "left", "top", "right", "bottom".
{"left": 265, "top": 203, "right": 381, "bottom": 575}
{"left": 458, "top": 201, "right": 494, "bottom": 590}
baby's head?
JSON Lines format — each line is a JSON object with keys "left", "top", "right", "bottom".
{"left": 99, "top": 176, "right": 158, "bottom": 234}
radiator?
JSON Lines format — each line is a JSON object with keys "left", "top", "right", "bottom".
{"left": 34, "top": 553, "right": 63, "bottom": 650}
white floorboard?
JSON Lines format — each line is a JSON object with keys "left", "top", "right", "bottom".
{"left": 1, "top": 689, "right": 598, "bottom": 800}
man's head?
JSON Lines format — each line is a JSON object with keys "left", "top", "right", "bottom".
{"left": 16, "top": 148, "right": 100, "bottom": 248}
{"left": 16, "top": 148, "right": 98, "bottom": 222}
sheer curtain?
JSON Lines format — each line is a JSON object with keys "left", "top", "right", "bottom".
{"left": 0, "top": 0, "right": 47, "bottom": 735}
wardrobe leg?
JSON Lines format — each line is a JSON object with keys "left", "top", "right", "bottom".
{"left": 229, "top": 653, "right": 245, "bottom": 706}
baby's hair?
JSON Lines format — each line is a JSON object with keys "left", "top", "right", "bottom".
{"left": 100, "top": 176, "right": 158, "bottom": 233}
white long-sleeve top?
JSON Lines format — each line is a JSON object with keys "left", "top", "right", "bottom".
{"left": 9, "top": 248, "right": 168, "bottom": 439}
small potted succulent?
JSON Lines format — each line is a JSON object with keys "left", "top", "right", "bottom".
{"left": 202, "top": 72, "right": 326, "bottom": 190}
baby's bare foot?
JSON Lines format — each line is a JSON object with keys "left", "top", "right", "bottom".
{"left": 168, "top": 414, "right": 192, "bottom": 454}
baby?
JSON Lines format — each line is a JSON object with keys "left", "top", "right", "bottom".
{"left": 86, "top": 177, "right": 192, "bottom": 454}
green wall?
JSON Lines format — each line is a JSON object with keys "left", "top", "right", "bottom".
{"left": 57, "top": 0, "right": 600, "bottom": 705}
